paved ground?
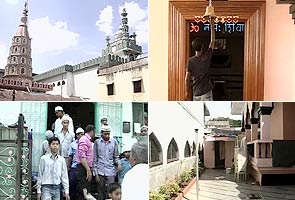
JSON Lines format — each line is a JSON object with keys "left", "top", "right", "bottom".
{"left": 184, "top": 169, "right": 295, "bottom": 200}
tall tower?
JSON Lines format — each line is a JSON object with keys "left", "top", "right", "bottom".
{"left": 4, "top": 0, "right": 33, "bottom": 87}
{"left": 121, "top": 8, "right": 129, "bottom": 38}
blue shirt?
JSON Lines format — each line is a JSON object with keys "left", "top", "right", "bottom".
{"left": 93, "top": 137, "right": 119, "bottom": 176}
{"left": 119, "top": 158, "right": 132, "bottom": 184}
{"left": 68, "top": 140, "right": 78, "bottom": 168}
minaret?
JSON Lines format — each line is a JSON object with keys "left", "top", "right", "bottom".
{"left": 121, "top": 8, "right": 129, "bottom": 38}
{"left": 4, "top": 0, "right": 33, "bottom": 87}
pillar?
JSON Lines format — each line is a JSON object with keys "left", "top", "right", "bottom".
{"left": 65, "top": 65, "right": 75, "bottom": 97}
{"left": 259, "top": 105, "right": 273, "bottom": 140}
{"left": 250, "top": 118, "right": 259, "bottom": 141}
{"left": 245, "top": 124, "right": 251, "bottom": 142}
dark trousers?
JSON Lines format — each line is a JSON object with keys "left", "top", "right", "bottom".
{"left": 76, "top": 164, "right": 91, "bottom": 200}
{"left": 97, "top": 175, "right": 115, "bottom": 200}
{"left": 69, "top": 167, "right": 78, "bottom": 200}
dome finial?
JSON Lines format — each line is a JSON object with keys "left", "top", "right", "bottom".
{"left": 23, "top": 0, "right": 28, "bottom": 16}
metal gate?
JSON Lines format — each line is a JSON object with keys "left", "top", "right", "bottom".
{"left": 0, "top": 114, "right": 32, "bottom": 200}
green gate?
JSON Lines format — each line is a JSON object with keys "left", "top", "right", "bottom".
{"left": 0, "top": 114, "right": 32, "bottom": 200}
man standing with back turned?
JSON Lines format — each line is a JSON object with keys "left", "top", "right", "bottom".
{"left": 185, "top": 17, "right": 215, "bottom": 101}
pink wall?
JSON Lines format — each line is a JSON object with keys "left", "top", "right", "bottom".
{"left": 264, "top": 0, "right": 295, "bottom": 100}
{"left": 204, "top": 141, "right": 235, "bottom": 169}
{"left": 204, "top": 141, "right": 215, "bottom": 168}
{"left": 270, "top": 102, "right": 284, "bottom": 140}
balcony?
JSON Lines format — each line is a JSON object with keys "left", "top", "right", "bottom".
{"left": 248, "top": 140, "right": 273, "bottom": 168}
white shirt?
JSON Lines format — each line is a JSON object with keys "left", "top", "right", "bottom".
{"left": 37, "top": 154, "right": 69, "bottom": 194}
{"left": 54, "top": 114, "right": 74, "bottom": 135}
{"left": 56, "top": 130, "right": 74, "bottom": 158}
{"left": 121, "top": 163, "right": 148, "bottom": 200}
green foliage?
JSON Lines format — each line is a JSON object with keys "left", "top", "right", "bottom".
{"left": 178, "top": 170, "right": 192, "bottom": 184}
{"left": 159, "top": 182, "right": 180, "bottom": 197}
{"left": 149, "top": 191, "right": 170, "bottom": 200}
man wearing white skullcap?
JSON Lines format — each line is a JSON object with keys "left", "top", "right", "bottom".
{"left": 54, "top": 106, "right": 74, "bottom": 136}
{"left": 56, "top": 115, "right": 75, "bottom": 163}
{"left": 41, "top": 130, "right": 54, "bottom": 155}
{"left": 93, "top": 125, "right": 120, "bottom": 200}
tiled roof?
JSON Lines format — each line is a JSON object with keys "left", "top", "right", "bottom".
{"left": 0, "top": 89, "right": 84, "bottom": 101}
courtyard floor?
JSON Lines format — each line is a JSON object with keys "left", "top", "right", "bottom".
{"left": 184, "top": 169, "right": 295, "bottom": 200}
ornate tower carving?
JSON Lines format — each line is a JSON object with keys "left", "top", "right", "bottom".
{"left": 4, "top": 0, "right": 32, "bottom": 87}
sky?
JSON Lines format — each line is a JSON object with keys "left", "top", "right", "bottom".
{"left": 0, "top": 0, "right": 148, "bottom": 73}
{"left": 205, "top": 102, "right": 242, "bottom": 120}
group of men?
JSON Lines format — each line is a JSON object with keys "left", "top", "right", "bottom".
{"left": 37, "top": 106, "right": 148, "bottom": 200}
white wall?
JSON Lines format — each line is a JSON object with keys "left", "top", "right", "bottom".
{"left": 97, "top": 66, "right": 148, "bottom": 101}
{"left": 149, "top": 102, "right": 206, "bottom": 190}
{"left": 40, "top": 67, "right": 98, "bottom": 100}
{"left": 42, "top": 73, "right": 67, "bottom": 98}
{"left": 73, "top": 67, "right": 99, "bottom": 100}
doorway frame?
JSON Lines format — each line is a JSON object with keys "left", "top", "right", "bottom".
{"left": 168, "top": 0, "right": 266, "bottom": 101}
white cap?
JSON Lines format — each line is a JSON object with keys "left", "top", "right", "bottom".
{"left": 100, "top": 116, "right": 108, "bottom": 120}
{"left": 122, "top": 143, "right": 133, "bottom": 152}
{"left": 55, "top": 106, "right": 63, "bottom": 112}
{"left": 45, "top": 130, "right": 54, "bottom": 139}
{"left": 140, "top": 125, "right": 148, "bottom": 131}
{"left": 101, "top": 125, "right": 111, "bottom": 132}
{"left": 61, "top": 115, "right": 70, "bottom": 122}
{"left": 76, "top": 127, "right": 84, "bottom": 134}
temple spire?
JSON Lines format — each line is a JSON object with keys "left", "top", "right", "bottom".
{"left": 23, "top": 0, "right": 28, "bottom": 16}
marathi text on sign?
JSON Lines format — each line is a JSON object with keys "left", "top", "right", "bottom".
{"left": 190, "top": 23, "right": 245, "bottom": 33}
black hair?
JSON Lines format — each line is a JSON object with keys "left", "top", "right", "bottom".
{"left": 48, "top": 137, "right": 60, "bottom": 145}
{"left": 192, "top": 38, "right": 204, "bottom": 52}
{"left": 108, "top": 183, "right": 121, "bottom": 194}
{"left": 85, "top": 125, "right": 94, "bottom": 133}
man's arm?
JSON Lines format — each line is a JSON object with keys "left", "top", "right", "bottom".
{"left": 61, "top": 158, "right": 70, "bottom": 195}
{"left": 69, "top": 116, "right": 74, "bottom": 135}
{"left": 36, "top": 157, "right": 44, "bottom": 194}
{"left": 209, "top": 18, "right": 215, "bottom": 49}
{"left": 114, "top": 141, "right": 121, "bottom": 171}
{"left": 92, "top": 141, "right": 98, "bottom": 176}
{"left": 185, "top": 71, "right": 192, "bottom": 101}
{"left": 68, "top": 156, "right": 73, "bottom": 170}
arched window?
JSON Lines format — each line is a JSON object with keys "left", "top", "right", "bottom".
{"left": 149, "top": 133, "right": 163, "bottom": 167}
{"left": 22, "top": 48, "right": 26, "bottom": 54}
{"left": 11, "top": 67, "right": 15, "bottom": 73}
{"left": 22, "top": 39, "right": 26, "bottom": 44}
{"left": 167, "top": 138, "right": 179, "bottom": 163}
{"left": 13, "top": 57, "right": 16, "bottom": 62}
{"left": 192, "top": 142, "right": 196, "bottom": 156}
{"left": 21, "top": 57, "right": 25, "bottom": 64}
{"left": 14, "top": 47, "right": 18, "bottom": 52}
{"left": 57, "top": 82, "right": 61, "bottom": 86}
{"left": 16, "top": 38, "right": 19, "bottom": 42}
{"left": 184, "top": 141, "right": 191, "bottom": 158}
{"left": 21, "top": 68, "right": 25, "bottom": 74}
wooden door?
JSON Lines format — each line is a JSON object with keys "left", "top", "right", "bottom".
{"left": 168, "top": 0, "right": 266, "bottom": 101}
